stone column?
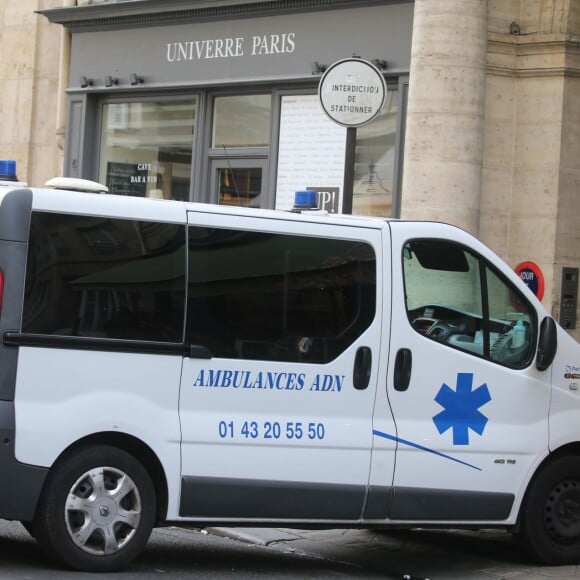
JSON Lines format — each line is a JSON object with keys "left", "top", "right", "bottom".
{"left": 401, "top": 0, "right": 488, "bottom": 235}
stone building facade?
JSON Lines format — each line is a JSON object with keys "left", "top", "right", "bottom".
{"left": 0, "top": 0, "right": 67, "bottom": 187}
{"left": 0, "top": 0, "right": 579, "bottom": 336}
{"left": 403, "top": 0, "right": 580, "bottom": 336}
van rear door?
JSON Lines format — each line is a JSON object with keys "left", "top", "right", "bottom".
{"left": 179, "top": 211, "right": 388, "bottom": 521}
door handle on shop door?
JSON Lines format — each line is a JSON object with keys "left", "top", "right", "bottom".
{"left": 394, "top": 348, "right": 412, "bottom": 391}
{"left": 353, "top": 346, "right": 372, "bottom": 390}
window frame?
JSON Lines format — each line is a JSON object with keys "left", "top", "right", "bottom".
{"left": 94, "top": 91, "right": 202, "bottom": 201}
{"left": 184, "top": 223, "right": 377, "bottom": 363}
{"left": 22, "top": 211, "right": 187, "bottom": 344}
{"left": 87, "top": 76, "right": 407, "bottom": 213}
{"left": 402, "top": 238, "right": 537, "bottom": 369}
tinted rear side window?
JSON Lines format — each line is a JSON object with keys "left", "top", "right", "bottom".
{"left": 23, "top": 212, "right": 186, "bottom": 342}
{"left": 186, "top": 226, "right": 376, "bottom": 363}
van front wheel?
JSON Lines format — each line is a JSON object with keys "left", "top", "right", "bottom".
{"left": 32, "top": 445, "right": 156, "bottom": 572}
{"left": 518, "top": 456, "right": 580, "bottom": 565}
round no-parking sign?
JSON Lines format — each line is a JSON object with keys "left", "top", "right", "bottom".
{"left": 318, "top": 58, "right": 387, "bottom": 127}
{"left": 515, "top": 261, "right": 544, "bottom": 300}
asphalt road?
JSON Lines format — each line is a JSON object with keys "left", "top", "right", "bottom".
{"left": 0, "top": 519, "right": 381, "bottom": 579}
{"left": 2, "top": 518, "right": 579, "bottom": 579}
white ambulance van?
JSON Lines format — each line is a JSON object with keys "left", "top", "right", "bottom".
{"left": 0, "top": 166, "right": 579, "bottom": 572}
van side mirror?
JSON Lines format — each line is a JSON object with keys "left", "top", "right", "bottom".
{"left": 536, "top": 316, "right": 557, "bottom": 371}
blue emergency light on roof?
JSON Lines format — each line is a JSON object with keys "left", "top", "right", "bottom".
{"left": 0, "top": 160, "right": 18, "bottom": 182}
{"left": 293, "top": 190, "right": 318, "bottom": 210}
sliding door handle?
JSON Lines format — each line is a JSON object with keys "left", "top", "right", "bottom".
{"left": 353, "top": 346, "right": 372, "bottom": 390}
{"left": 394, "top": 348, "right": 412, "bottom": 391}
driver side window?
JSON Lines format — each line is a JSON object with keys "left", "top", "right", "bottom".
{"left": 403, "top": 239, "right": 536, "bottom": 369}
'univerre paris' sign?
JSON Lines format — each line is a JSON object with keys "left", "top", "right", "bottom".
{"left": 318, "top": 58, "right": 387, "bottom": 128}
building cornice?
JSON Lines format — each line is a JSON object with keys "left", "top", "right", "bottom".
{"left": 39, "top": 0, "right": 406, "bottom": 32}
{"left": 487, "top": 32, "right": 580, "bottom": 78}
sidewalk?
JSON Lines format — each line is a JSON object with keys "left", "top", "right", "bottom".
{"left": 205, "top": 527, "right": 580, "bottom": 579}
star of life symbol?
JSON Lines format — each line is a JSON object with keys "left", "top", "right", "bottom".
{"left": 433, "top": 372, "right": 491, "bottom": 445}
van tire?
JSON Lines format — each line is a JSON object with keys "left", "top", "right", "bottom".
{"left": 518, "top": 455, "right": 580, "bottom": 565}
{"left": 32, "top": 445, "right": 156, "bottom": 572}
{"left": 20, "top": 520, "right": 36, "bottom": 538}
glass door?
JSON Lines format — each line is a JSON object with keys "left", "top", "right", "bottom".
{"left": 210, "top": 158, "right": 266, "bottom": 208}
{"left": 207, "top": 93, "right": 271, "bottom": 208}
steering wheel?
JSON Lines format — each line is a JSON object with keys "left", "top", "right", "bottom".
{"left": 491, "top": 328, "right": 528, "bottom": 365}
{"left": 427, "top": 320, "right": 466, "bottom": 343}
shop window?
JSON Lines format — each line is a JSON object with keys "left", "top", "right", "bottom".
{"left": 99, "top": 99, "right": 197, "bottom": 200}
{"left": 274, "top": 87, "right": 402, "bottom": 216}
{"left": 212, "top": 95, "right": 271, "bottom": 148}
{"left": 275, "top": 94, "right": 346, "bottom": 212}
{"left": 352, "top": 86, "right": 399, "bottom": 217}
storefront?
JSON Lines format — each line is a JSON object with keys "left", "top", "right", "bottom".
{"left": 41, "top": 0, "right": 413, "bottom": 216}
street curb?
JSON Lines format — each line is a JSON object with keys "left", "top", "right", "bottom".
{"left": 205, "top": 527, "right": 303, "bottom": 547}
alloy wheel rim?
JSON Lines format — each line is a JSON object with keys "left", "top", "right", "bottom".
{"left": 64, "top": 466, "right": 142, "bottom": 555}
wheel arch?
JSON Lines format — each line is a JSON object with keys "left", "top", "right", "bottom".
{"left": 514, "top": 444, "right": 580, "bottom": 564}
{"left": 44, "top": 431, "right": 169, "bottom": 524}
{"left": 517, "top": 442, "right": 580, "bottom": 527}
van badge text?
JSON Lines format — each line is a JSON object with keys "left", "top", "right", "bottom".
{"left": 193, "top": 369, "right": 344, "bottom": 392}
